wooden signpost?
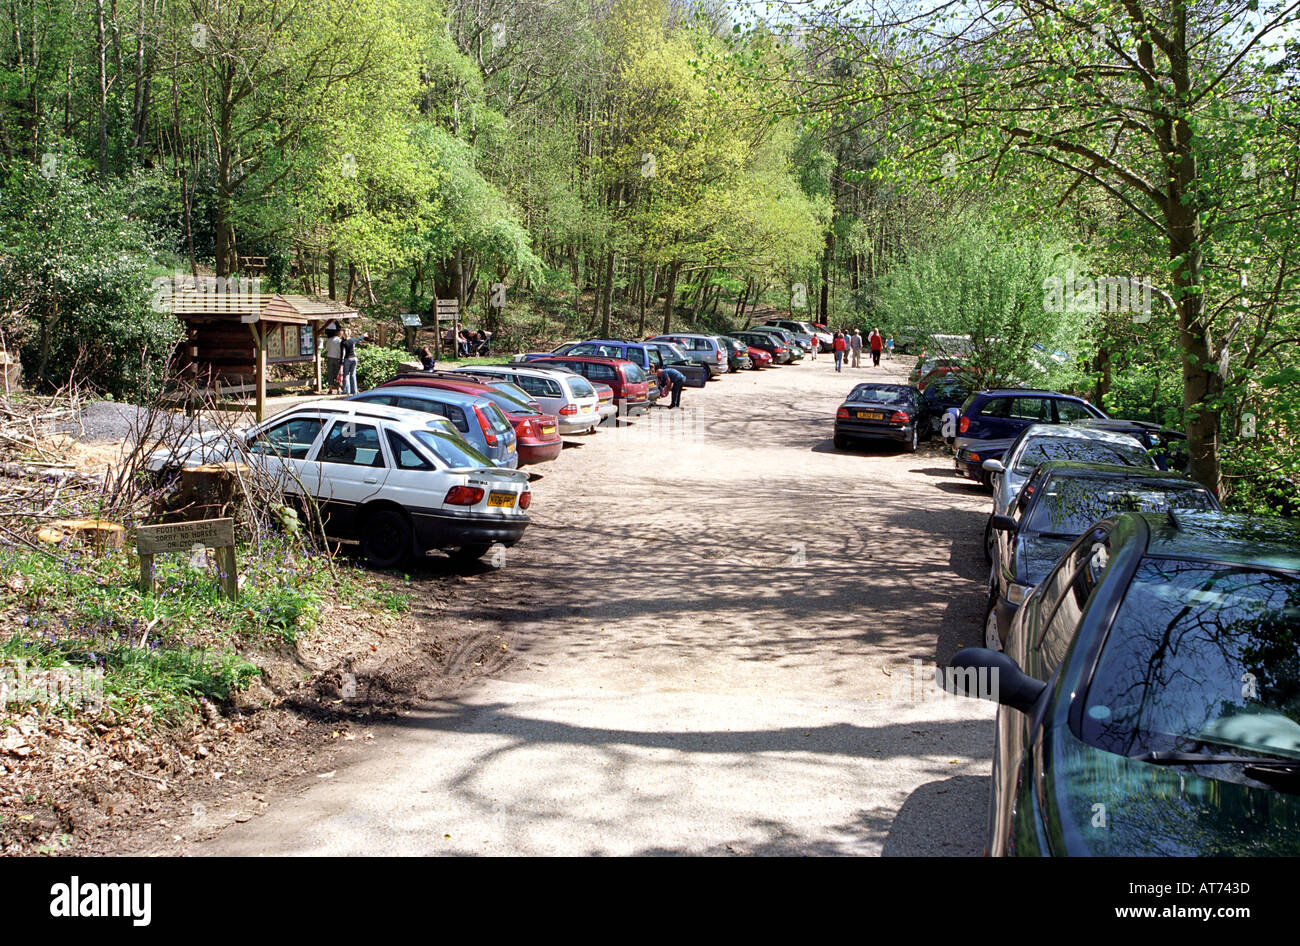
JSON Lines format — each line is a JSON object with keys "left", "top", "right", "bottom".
{"left": 137, "top": 517, "right": 239, "bottom": 601}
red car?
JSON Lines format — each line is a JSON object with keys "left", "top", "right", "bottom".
{"left": 377, "top": 373, "right": 563, "bottom": 465}
{"left": 529, "top": 356, "right": 651, "bottom": 417}
{"left": 747, "top": 346, "right": 772, "bottom": 369}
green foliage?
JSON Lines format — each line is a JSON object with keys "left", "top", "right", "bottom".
{"left": 878, "top": 224, "right": 1091, "bottom": 390}
{"left": 355, "top": 344, "right": 415, "bottom": 390}
{"left": 0, "top": 157, "right": 179, "bottom": 397}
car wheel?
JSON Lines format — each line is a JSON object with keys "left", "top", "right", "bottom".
{"left": 904, "top": 425, "right": 919, "bottom": 453}
{"left": 361, "top": 509, "right": 411, "bottom": 570}
{"left": 983, "top": 598, "right": 1002, "bottom": 651}
{"left": 983, "top": 517, "right": 994, "bottom": 564}
{"left": 833, "top": 433, "right": 850, "bottom": 450}
{"left": 448, "top": 543, "right": 492, "bottom": 562}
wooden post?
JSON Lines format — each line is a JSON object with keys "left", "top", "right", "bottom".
{"left": 213, "top": 545, "right": 239, "bottom": 600}
{"left": 249, "top": 322, "right": 267, "bottom": 421}
{"left": 312, "top": 319, "right": 323, "bottom": 393}
{"left": 138, "top": 553, "right": 156, "bottom": 595}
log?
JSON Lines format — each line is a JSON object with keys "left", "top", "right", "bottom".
{"left": 179, "top": 463, "right": 250, "bottom": 520}
{"left": 36, "top": 518, "right": 126, "bottom": 555}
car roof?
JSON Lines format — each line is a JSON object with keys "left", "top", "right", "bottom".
{"left": 1070, "top": 418, "right": 1185, "bottom": 437}
{"left": 278, "top": 399, "right": 457, "bottom": 430}
{"left": 978, "top": 388, "right": 1075, "bottom": 397}
{"left": 380, "top": 375, "right": 494, "bottom": 395}
{"left": 357, "top": 385, "right": 495, "bottom": 406}
{"left": 1034, "top": 460, "right": 1198, "bottom": 484}
{"left": 1014, "top": 424, "right": 1145, "bottom": 447}
{"left": 1133, "top": 511, "right": 1300, "bottom": 570}
{"left": 534, "top": 355, "right": 633, "bottom": 366}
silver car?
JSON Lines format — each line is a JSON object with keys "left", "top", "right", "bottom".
{"left": 447, "top": 364, "right": 601, "bottom": 435}
{"left": 980, "top": 423, "right": 1156, "bottom": 560}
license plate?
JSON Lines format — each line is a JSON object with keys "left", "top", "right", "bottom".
{"left": 580, "top": 405, "right": 593, "bottom": 413}
{"left": 857, "top": 410, "right": 884, "bottom": 420}
{"left": 488, "top": 492, "right": 516, "bottom": 508}
{"left": 542, "top": 426, "right": 555, "bottom": 435}
{"left": 506, "top": 441, "right": 515, "bottom": 453}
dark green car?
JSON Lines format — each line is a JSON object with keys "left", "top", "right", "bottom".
{"left": 948, "top": 511, "right": 1300, "bottom": 855}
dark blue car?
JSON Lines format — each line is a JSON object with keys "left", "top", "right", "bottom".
{"left": 949, "top": 389, "right": 1106, "bottom": 485}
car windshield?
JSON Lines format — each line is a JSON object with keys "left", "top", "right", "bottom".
{"left": 412, "top": 428, "right": 492, "bottom": 468}
{"left": 1082, "top": 559, "right": 1300, "bottom": 762}
{"left": 1026, "top": 477, "right": 1217, "bottom": 536}
{"left": 848, "top": 385, "right": 912, "bottom": 405}
{"left": 1013, "top": 437, "right": 1152, "bottom": 475}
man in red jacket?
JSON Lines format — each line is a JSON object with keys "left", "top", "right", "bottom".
{"left": 869, "top": 328, "right": 884, "bottom": 367}
{"left": 832, "top": 332, "right": 847, "bottom": 372}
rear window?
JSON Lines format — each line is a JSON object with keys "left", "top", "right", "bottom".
{"left": 413, "top": 429, "right": 491, "bottom": 469}
{"left": 484, "top": 388, "right": 539, "bottom": 416}
{"left": 621, "top": 363, "right": 646, "bottom": 384}
{"left": 566, "top": 376, "right": 596, "bottom": 398}
{"left": 479, "top": 401, "right": 514, "bottom": 434}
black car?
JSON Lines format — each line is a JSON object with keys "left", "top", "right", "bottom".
{"left": 732, "top": 330, "right": 791, "bottom": 364}
{"left": 833, "top": 383, "right": 930, "bottom": 453}
{"left": 951, "top": 388, "right": 1107, "bottom": 486}
{"left": 640, "top": 341, "right": 710, "bottom": 387}
{"left": 945, "top": 511, "right": 1300, "bottom": 856}
{"left": 986, "top": 461, "right": 1220, "bottom": 647}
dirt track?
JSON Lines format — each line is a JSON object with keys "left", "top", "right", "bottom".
{"left": 182, "top": 350, "right": 999, "bottom": 855}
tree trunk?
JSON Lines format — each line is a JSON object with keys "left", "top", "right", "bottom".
{"left": 661, "top": 261, "right": 681, "bottom": 335}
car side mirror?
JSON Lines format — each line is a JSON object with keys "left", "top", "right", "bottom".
{"left": 990, "top": 514, "right": 1017, "bottom": 533}
{"left": 940, "top": 648, "right": 1047, "bottom": 713}
{"left": 982, "top": 458, "right": 1005, "bottom": 474}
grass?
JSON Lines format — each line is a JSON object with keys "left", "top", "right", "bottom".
{"left": 0, "top": 535, "right": 408, "bottom": 723}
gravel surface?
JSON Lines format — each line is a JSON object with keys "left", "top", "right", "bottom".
{"left": 188, "top": 351, "right": 998, "bottom": 856}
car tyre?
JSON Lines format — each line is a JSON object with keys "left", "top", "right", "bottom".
{"left": 904, "top": 425, "right": 919, "bottom": 453}
{"left": 833, "top": 433, "right": 850, "bottom": 450}
{"left": 983, "top": 517, "right": 994, "bottom": 564}
{"left": 361, "top": 509, "right": 411, "bottom": 570}
{"left": 983, "top": 597, "right": 1002, "bottom": 651}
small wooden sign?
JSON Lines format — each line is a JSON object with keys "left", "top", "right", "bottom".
{"left": 136, "top": 517, "right": 239, "bottom": 600}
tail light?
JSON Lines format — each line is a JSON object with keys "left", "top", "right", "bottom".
{"left": 474, "top": 406, "right": 498, "bottom": 446}
{"left": 559, "top": 404, "right": 578, "bottom": 415}
{"left": 970, "top": 453, "right": 982, "bottom": 463}
{"left": 959, "top": 416, "right": 971, "bottom": 433}
{"left": 444, "top": 485, "right": 484, "bottom": 506}
{"left": 716, "top": 350, "right": 725, "bottom": 362}
{"left": 836, "top": 407, "right": 849, "bottom": 419}
{"left": 519, "top": 491, "right": 531, "bottom": 510}
{"left": 890, "top": 411, "right": 910, "bottom": 424}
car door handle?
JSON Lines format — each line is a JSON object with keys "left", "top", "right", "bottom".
{"left": 363, "top": 476, "right": 379, "bottom": 484}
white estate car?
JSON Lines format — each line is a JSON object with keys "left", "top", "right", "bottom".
{"left": 146, "top": 401, "right": 531, "bottom": 567}
{"left": 445, "top": 363, "right": 602, "bottom": 434}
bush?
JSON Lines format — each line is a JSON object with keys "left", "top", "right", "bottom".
{"left": 355, "top": 344, "right": 415, "bottom": 390}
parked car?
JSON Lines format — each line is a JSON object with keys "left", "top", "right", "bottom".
{"left": 529, "top": 356, "right": 651, "bottom": 417}
{"left": 732, "top": 330, "right": 790, "bottom": 364}
{"left": 834, "top": 383, "right": 930, "bottom": 453}
{"left": 1068, "top": 417, "right": 1189, "bottom": 472}
{"left": 763, "top": 319, "right": 824, "bottom": 351}
{"left": 920, "top": 375, "right": 971, "bottom": 434}
{"left": 639, "top": 340, "right": 711, "bottom": 386}
{"left": 714, "top": 335, "right": 754, "bottom": 372}
{"left": 985, "top": 461, "right": 1221, "bottom": 648}
{"left": 445, "top": 364, "right": 601, "bottom": 435}
{"left": 746, "top": 345, "right": 773, "bottom": 369}
{"left": 746, "top": 326, "right": 805, "bottom": 360}
{"left": 551, "top": 339, "right": 693, "bottom": 390}
{"left": 909, "top": 357, "right": 966, "bottom": 389}
{"left": 349, "top": 385, "right": 524, "bottom": 467}
{"left": 589, "top": 381, "right": 617, "bottom": 423}
{"left": 946, "top": 510, "right": 1300, "bottom": 856}
{"left": 952, "top": 389, "right": 1107, "bottom": 485}
{"left": 148, "top": 402, "right": 531, "bottom": 568}
{"left": 647, "top": 333, "right": 729, "bottom": 377}
{"left": 372, "top": 374, "right": 562, "bottom": 465}
{"left": 980, "top": 424, "right": 1157, "bottom": 561}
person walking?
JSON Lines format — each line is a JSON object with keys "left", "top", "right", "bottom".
{"left": 324, "top": 330, "right": 343, "bottom": 394}
{"left": 869, "top": 328, "right": 884, "bottom": 367}
{"left": 809, "top": 334, "right": 818, "bottom": 361}
{"left": 850, "top": 330, "right": 863, "bottom": 368}
{"left": 832, "top": 331, "right": 847, "bottom": 372}
{"left": 885, "top": 337, "right": 895, "bottom": 361}
{"left": 657, "top": 365, "right": 686, "bottom": 408}
{"left": 340, "top": 328, "right": 359, "bottom": 395}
